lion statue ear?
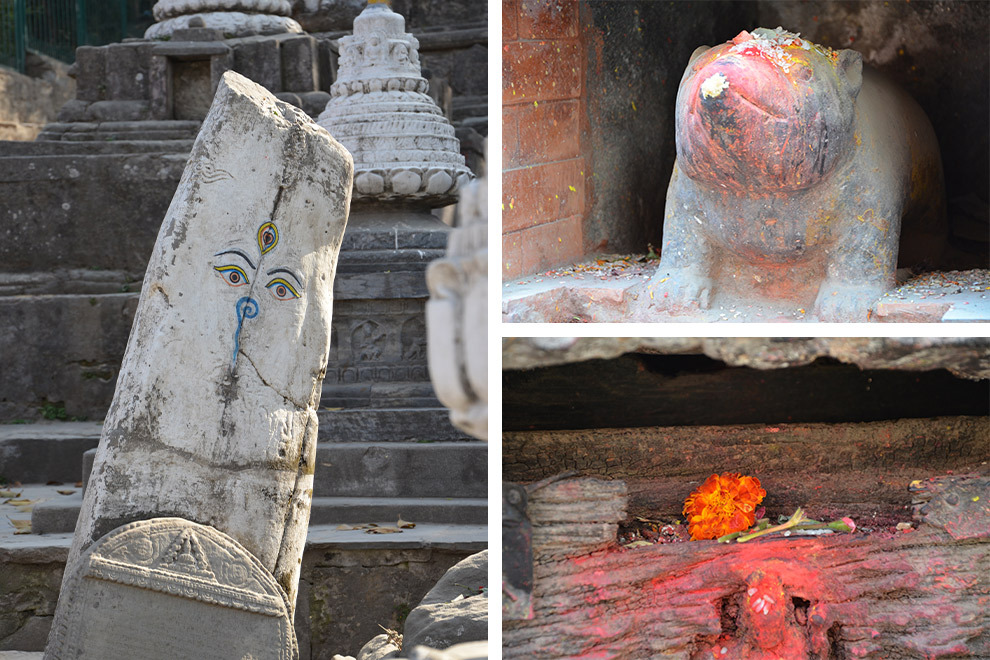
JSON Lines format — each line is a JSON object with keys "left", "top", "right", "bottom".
{"left": 837, "top": 49, "right": 863, "bottom": 99}
{"left": 688, "top": 45, "right": 710, "bottom": 67}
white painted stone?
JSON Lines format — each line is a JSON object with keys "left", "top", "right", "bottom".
{"left": 49, "top": 518, "right": 296, "bottom": 659}
{"left": 46, "top": 71, "right": 353, "bottom": 658}
{"left": 426, "top": 153, "right": 487, "bottom": 440}
{"left": 317, "top": 1, "right": 470, "bottom": 206}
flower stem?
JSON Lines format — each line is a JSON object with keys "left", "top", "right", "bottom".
{"left": 717, "top": 518, "right": 770, "bottom": 543}
{"left": 736, "top": 508, "right": 806, "bottom": 543}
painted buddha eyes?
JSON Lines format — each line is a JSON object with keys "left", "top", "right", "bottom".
{"left": 213, "top": 224, "right": 303, "bottom": 302}
{"left": 266, "top": 277, "right": 301, "bottom": 301}
{"left": 214, "top": 264, "right": 250, "bottom": 287}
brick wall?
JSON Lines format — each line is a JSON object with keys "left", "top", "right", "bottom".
{"left": 502, "top": 0, "right": 587, "bottom": 280}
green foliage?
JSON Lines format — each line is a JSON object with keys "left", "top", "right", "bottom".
{"left": 41, "top": 403, "right": 68, "bottom": 420}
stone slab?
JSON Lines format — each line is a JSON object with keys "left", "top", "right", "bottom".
{"left": 29, "top": 492, "right": 82, "bottom": 536}
{"left": 502, "top": 260, "right": 990, "bottom": 323}
{"left": 306, "top": 497, "right": 486, "bottom": 526}
{"left": 48, "top": 518, "right": 296, "bottom": 659}
{"left": 0, "top": 150, "right": 187, "bottom": 273}
{"left": 313, "top": 442, "right": 487, "bottom": 498}
{"left": 0, "top": 424, "right": 102, "bottom": 484}
{"left": 32, "top": 494, "right": 486, "bottom": 535}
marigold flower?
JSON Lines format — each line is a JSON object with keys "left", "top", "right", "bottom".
{"left": 684, "top": 473, "right": 767, "bottom": 540}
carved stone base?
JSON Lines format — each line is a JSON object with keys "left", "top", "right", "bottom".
{"left": 145, "top": 12, "right": 302, "bottom": 39}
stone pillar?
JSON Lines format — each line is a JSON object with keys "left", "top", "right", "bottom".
{"left": 145, "top": 0, "right": 303, "bottom": 39}
{"left": 45, "top": 71, "right": 353, "bottom": 658}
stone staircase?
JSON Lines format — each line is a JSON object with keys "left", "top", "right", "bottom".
{"left": 0, "top": 414, "right": 486, "bottom": 656}
{"left": 5, "top": 407, "right": 486, "bottom": 535}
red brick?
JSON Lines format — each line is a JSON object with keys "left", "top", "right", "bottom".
{"left": 503, "top": 0, "right": 519, "bottom": 42}
{"left": 503, "top": 40, "right": 582, "bottom": 106}
{"left": 519, "top": 0, "right": 578, "bottom": 40}
{"left": 503, "top": 106, "right": 520, "bottom": 169}
{"left": 502, "top": 158, "right": 585, "bottom": 233}
{"left": 511, "top": 99, "right": 581, "bottom": 168}
{"left": 503, "top": 215, "right": 584, "bottom": 279}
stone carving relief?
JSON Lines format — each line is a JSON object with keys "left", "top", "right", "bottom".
{"left": 401, "top": 317, "right": 426, "bottom": 361}
{"left": 49, "top": 518, "right": 296, "bottom": 659}
{"left": 352, "top": 320, "right": 386, "bottom": 361}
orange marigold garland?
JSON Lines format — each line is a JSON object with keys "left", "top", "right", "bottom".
{"left": 683, "top": 473, "right": 767, "bottom": 541}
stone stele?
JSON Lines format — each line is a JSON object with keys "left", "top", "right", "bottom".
{"left": 45, "top": 70, "right": 353, "bottom": 659}
{"left": 49, "top": 518, "right": 297, "bottom": 659}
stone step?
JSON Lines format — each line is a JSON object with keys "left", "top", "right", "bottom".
{"left": 79, "top": 435, "right": 484, "bottom": 496}
{"left": 314, "top": 442, "right": 487, "bottom": 499}
{"left": 30, "top": 491, "right": 487, "bottom": 534}
{"left": 0, "top": 422, "right": 102, "bottom": 484}
{"left": 320, "top": 383, "right": 441, "bottom": 411}
{"left": 306, "top": 496, "right": 487, "bottom": 526}
{"left": 316, "top": 407, "right": 466, "bottom": 443}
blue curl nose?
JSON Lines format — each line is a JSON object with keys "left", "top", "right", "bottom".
{"left": 231, "top": 296, "right": 259, "bottom": 367}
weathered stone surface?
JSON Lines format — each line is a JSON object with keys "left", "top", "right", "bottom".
{"left": 48, "top": 518, "right": 296, "bottom": 659}
{"left": 303, "top": 547, "right": 474, "bottom": 658}
{"left": 233, "top": 37, "right": 283, "bottom": 92}
{"left": 501, "top": 336, "right": 990, "bottom": 380}
{"left": 45, "top": 71, "right": 353, "bottom": 657}
{"left": 0, "top": 424, "right": 101, "bottom": 485}
{"left": 642, "top": 28, "right": 945, "bottom": 322}
{"left": 355, "top": 634, "right": 399, "bottom": 660}
{"left": 104, "top": 43, "right": 152, "bottom": 100}
{"left": 426, "top": 156, "right": 487, "bottom": 440}
{"left": 402, "top": 550, "right": 487, "bottom": 651}
{"left": 0, "top": 144, "right": 188, "bottom": 274}
{"left": 71, "top": 48, "right": 107, "bottom": 103}
{"left": 317, "top": 2, "right": 471, "bottom": 206}
{"left": 0, "top": 294, "right": 138, "bottom": 422}
{"left": 0, "top": 524, "right": 482, "bottom": 655}
{"left": 313, "top": 443, "right": 486, "bottom": 499}
{"left": 281, "top": 35, "right": 319, "bottom": 92}
{"left": 0, "top": 54, "right": 76, "bottom": 141}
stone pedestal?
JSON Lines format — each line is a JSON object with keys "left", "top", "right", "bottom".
{"left": 145, "top": 0, "right": 302, "bottom": 39}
